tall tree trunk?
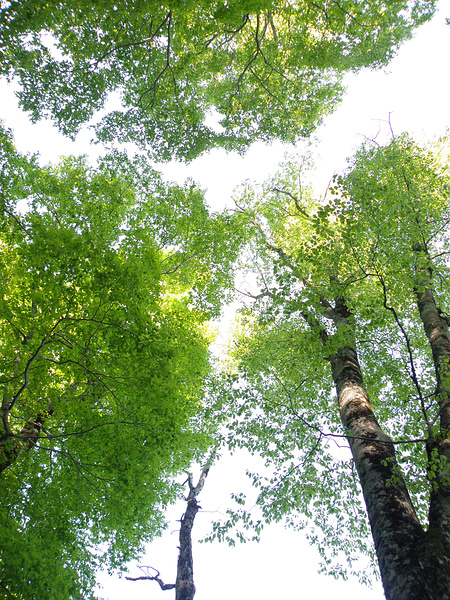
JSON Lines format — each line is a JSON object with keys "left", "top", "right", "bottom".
{"left": 327, "top": 302, "right": 450, "bottom": 599}
{"left": 414, "top": 247, "right": 450, "bottom": 583}
{"left": 414, "top": 245, "right": 450, "bottom": 431}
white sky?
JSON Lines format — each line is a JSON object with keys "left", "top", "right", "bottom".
{"left": 1, "top": 2, "right": 450, "bottom": 599}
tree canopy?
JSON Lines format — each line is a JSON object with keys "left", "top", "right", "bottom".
{"left": 209, "top": 135, "right": 450, "bottom": 596}
{"left": 0, "top": 0, "right": 435, "bottom": 160}
{"left": 1, "top": 1, "right": 449, "bottom": 598}
{"left": 0, "top": 123, "right": 244, "bottom": 599}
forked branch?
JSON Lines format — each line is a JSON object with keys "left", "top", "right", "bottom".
{"left": 126, "top": 462, "right": 213, "bottom": 600}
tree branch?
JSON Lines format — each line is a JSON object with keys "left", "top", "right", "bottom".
{"left": 271, "top": 187, "right": 311, "bottom": 220}
{"left": 126, "top": 567, "right": 175, "bottom": 590}
{"left": 377, "top": 269, "right": 432, "bottom": 436}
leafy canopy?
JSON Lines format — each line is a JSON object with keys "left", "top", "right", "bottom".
{"left": 0, "top": 0, "right": 435, "bottom": 160}
{"left": 209, "top": 134, "right": 450, "bottom": 582}
{"left": 0, "top": 123, "right": 244, "bottom": 599}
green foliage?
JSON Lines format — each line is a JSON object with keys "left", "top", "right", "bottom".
{"left": 0, "top": 0, "right": 435, "bottom": 160}
{"left": 0, "top": 124, "right": 243, "bottom": 599}
{"left": 214, "top": 135, "right": 450, "bottom": 581}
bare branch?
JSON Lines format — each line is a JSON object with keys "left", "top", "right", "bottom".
{"left": 126, "top": 567, "right": 175, "bottom": 590}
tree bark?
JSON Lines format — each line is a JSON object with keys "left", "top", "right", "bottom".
{"left": 414, "top": 249, "right": 450, "bottom": 584}
{"left": 175, "top": 468, "right": 209, "bottom": 600}
{"left": 327, "top": 302, "right": 450, "bottom": 599}
{"left": 175, "top": 497, "right": 198, "bottom": 600}
{"left": 0, "top": 414, "right": 46, "bottom": 473}
{"left": 414, "top": 247, "right": 450, "bottom": 431}
{"left": 126, "top": 466, "right": 210, "bottom": 600}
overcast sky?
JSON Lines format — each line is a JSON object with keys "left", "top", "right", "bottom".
{"left": 1, "top": 2, "right": 450, "bottom": 599}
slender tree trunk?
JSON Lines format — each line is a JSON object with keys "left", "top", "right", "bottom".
{"left": 328, "top": 303, "right": 450, "bottom": 599}
{"left": 176, "top": 497, "right": 199, "bottom": 598}
{"left": 175, "top": 467, "right": 209, "bottom": 600}
{"left": 414, "top": 248, "right": 450, "bottom": 581}
{"left": 126, "top": 466, "right": 210, "bottom": 600}
{"left": 414, "top": 246, "right": 450, "bottom": 431}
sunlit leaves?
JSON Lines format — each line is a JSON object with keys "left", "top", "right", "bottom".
{"left": 0, "top": 125, "right": 242, "bottom": 599}
{"left": 0, "top": 0, "right": 435, "bottom": 160}
{"left": 219, "top": 135, "right": 450, "bottom": 581}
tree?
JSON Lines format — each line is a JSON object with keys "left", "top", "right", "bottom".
{"left": 0, "top": 124, "right": 243, "bottom": 599}
{"left": 126, "top": 461, "right": 212, "bottom": 600}
{"left": 0, "top": 1, "right": 444, "bottom": 597}
{"left": 212, "top": 135, "right": 450, "bottom": 598}
{"left": 0, "top": 0, "right": 435, "bottom": 160}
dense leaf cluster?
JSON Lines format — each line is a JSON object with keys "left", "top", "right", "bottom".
{"left": 0, "top": 124, "right": 243, "bottom": 599}
{"left": 0, "top": 0, "right": 435, "bottom": 160}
